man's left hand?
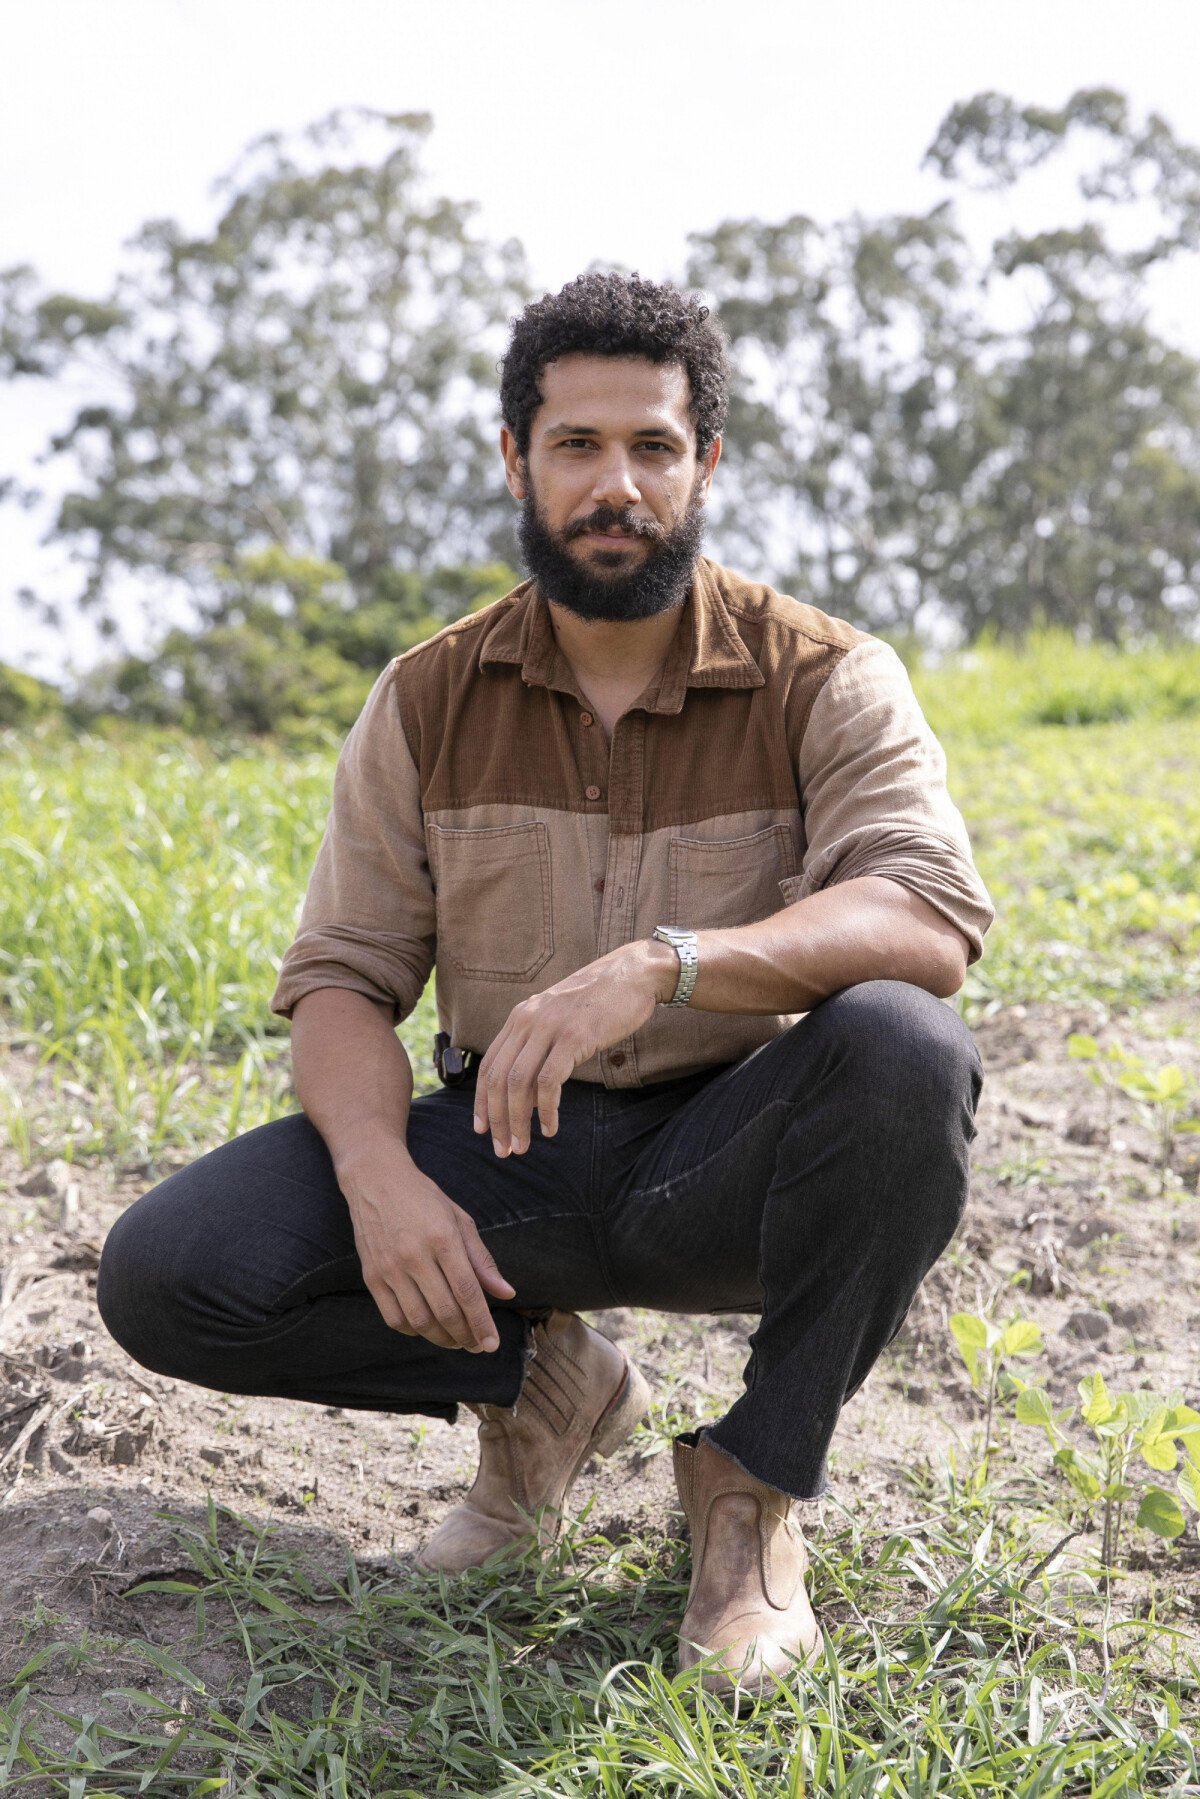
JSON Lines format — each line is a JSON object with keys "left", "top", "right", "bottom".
{"left": 473, "top": 940, "right": 677, "bottom": 1155}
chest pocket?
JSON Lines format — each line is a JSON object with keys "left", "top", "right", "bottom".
{"left": 427, "top": 821, "right": 554, "bottom": 982}
{"left": 668, "top": 824, "right": 797, "bottom": 930}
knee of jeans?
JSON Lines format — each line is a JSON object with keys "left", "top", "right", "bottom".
{"left": 97, "top": 1195, "right": 193, "bottom": 1376}
{"left": 805, "top": 979, "right": 983, "bottom": 1126}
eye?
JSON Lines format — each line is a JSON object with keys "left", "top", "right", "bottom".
{"left": 637, "top": 440, "right": 674, "bottom": 454}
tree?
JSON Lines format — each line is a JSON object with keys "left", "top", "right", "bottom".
{"left": 0, "top": 111, "right": 529, "bottom": 638}
{"left": 79, "top": 550, "right": 517, "bottom": 743}
{"left": 690, "top": 89, "right": 1200, "bottom": 641}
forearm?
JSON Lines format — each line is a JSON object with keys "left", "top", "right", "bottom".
{"left": 291, "top": 987, "right": 418, "bottom": 1179}
{"left": 641, "top": 876, "right": 970, "bottom": 1014}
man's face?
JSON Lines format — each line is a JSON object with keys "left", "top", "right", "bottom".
{"left": 501, "top": 354, "right": 721, "bottom": 623}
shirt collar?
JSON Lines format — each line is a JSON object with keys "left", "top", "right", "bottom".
{"left": 476, "top": 557, "right": 764, "bottom": 713}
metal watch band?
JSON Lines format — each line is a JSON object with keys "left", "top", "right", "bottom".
{"left": 652, "top": 925, "right": 699, "bottom": 1006}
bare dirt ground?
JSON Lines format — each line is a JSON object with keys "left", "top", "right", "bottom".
{"left": 2, "top": 1000, "right": 1198, "bottom": 1707}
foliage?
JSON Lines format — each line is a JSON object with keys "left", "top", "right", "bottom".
{"left": 1, "top": 638, "right": 1198, "bottom": 1161}
{"left": 78, "top": 548, "right": 518, "bottom": 742}
{"left": 1013, "top": 1373, "right": 1200, "bottom": 1570}
{"left": 5, "top": 93, "right": 1200, "bottom": 656}
{"left": 910, "top": 644, "right": 1200, "bottom": 1016}
{"left": 948, "top": 1312, "right": 1043, "bottom": 1483}
{"left": 0, "top": 662, "right": 62, "bottom": 728}
{"left": 1, "top": 1495, "right": 1197, "bottom": 1796}
{"left": 0, "top": 110, "right": 529, "bottom": 634}
{"left": 1068, "top": 1034, "right": 1200, "bottom": 1193}
{"left": 688, "top": 89, "right": 1200, "bottom": 640}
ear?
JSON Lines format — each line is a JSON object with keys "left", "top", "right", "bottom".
{"left": 695, "top": 434, "right": 721, "bottom": 499}
{"left": 500, "top": 426, "right": 528, "bottom": 501}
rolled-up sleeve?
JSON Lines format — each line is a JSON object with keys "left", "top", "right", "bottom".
{"left": 270, "top": 663, "right": 436, "bottom": 1021}
{"left": 794, "top": 639, "right": 994, "bottom": 962}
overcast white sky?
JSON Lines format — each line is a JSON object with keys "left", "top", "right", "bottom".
{"left": 4, "top": 0, "right": 1200, "bottom": 677}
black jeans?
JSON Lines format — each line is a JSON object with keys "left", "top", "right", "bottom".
{"left": 97, "top": 981, "right": 982, "bottom": 1498}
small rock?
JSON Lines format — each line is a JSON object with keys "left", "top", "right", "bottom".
{"left": 1068, "top": 1216, "right": 1119, "bottom": 1248}
{"left": 49, "top": 1355, "right": 88, "bottom": 1384}
{"left": 112, "top": 1430, "right": 142, "bottom": 1466}
{"left": 1064, "top": 1308, "right": 1111, "bottom": 1342}
{"left": 1014, "top": 1102, "right": 1056, "bottom": 1130}
{"left": 1110, "top": 1300, "right": 1151, "bottom": 1331}
{"left": 16, "top": 1162, "right": 65, "bottom": 1199}
{"left": 48, "top": 1445, "right": 75, "bottom": 1475}
{"left": 199, "top": 1445, "right": 226, "bottom": 1468}
{"left": 1065, "top": 1111, "right": 1107, "bottom": 1147}
{"left": 83, "top": 1506, "right": 114, "bottom": 1544}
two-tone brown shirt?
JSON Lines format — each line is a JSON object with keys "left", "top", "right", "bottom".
{"left": 271, "top": 558, "right": 994, "bottom": 1086}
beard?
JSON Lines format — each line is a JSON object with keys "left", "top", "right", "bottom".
{"left": 517, "top": 478, "right": 707, "bottom": 623}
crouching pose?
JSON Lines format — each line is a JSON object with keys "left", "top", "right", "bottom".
{"left": 98, "top": 273, "right": 991, "bottom": 1703}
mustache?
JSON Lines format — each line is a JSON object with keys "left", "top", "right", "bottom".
{"left": 564, "top": 506, "right": 667, "bottom": 543}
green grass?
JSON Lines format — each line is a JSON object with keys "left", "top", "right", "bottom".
{"left": 2, "top": 1480, "right": 1196, "bottom": 1798}
{"left": 1, "top": 638, "right": 1197, "bottom": 1159}
{"left": 2, "top": 638, "right": 1200, "bottom": 1793}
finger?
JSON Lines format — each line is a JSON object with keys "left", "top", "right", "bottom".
{"left": 386, "top": 1266, "right": 462, "bottom": 1350}
{"left": 484, "top": 1053, "right": 516, "bottom": 1157}
{"left": 459, "top": 1220, "right": 517, "bottom": 1298}
{"left": 505, "top": 1043, "right": 550, "bottom": 1153}
{"left": 365, "top": 1275, "right": 413, "bottom": 1335}
{"left": 473, "top": 1024, "right": 513, "bottom": 1139}
{"left": 442, "top": 1238, "right": 503, "bottom": 1351}
{"left": 536, "top": 1046, "right": 577, "bottom": 1140}
{"left": 414, "top": 1252, "right": 492, "bottom": 1352}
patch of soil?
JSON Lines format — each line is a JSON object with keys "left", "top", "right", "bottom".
{"left": 2, "top": 999, "right": 1198, "bottom": 1700}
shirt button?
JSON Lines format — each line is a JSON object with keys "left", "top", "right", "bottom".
{"left": 580, "top": 711, "right": 594, "bottom": 727}
{"left": 609, "top": 1051, "right": 626, "bottom": 1068}
{"left": 594, "top": 877, "right": 606, "bottom": 893}
{"left": 585, "top": 784, "right": 601, "bottom": 801}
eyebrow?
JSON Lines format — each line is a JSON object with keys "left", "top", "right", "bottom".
{"left": 541, "top": 419, "right": 688, "bottom": 444}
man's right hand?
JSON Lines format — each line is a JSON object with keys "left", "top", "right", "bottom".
{"left": 337, "top": 1143, "right": 516, "bottom": 1354}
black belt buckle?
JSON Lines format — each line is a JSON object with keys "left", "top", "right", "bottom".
{"left": 434, "top": 1031, "right": 471, "bottom": 1086}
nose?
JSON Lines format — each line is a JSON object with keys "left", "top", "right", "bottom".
{"left": 590, "top": 448, "right": 640, "bottom": 510}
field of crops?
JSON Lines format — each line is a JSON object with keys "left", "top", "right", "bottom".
{"left": 0, "top": 635, "right": 1198, "bottom": 1796}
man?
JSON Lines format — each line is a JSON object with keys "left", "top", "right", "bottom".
{"left": 98, "top": 272, "right": 992, "bottom": 1703}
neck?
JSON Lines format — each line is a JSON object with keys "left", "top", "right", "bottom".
{"left": 546, "top": 594, "right": 689, "bottom": 692}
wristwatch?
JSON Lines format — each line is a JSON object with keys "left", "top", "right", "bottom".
{"left": 652, "top": 925, "right": 699, "bottom": 1006}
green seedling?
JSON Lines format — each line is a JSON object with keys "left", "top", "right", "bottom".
{"left": 1069, "top": 1035, "right": 1199, "bottom": 1193}
{"left": 949, "top": 1312, "right": 1044, "bottom": 1483}
{"left": 1014, "top": 1371, "right": 1200, "bottom": 1574}
{"left": 1067, "top": 1033, "right": 1136, "bottom": 1141}
{"left": 1117, "top": 1060, "right": 1199, "bottom": 1195}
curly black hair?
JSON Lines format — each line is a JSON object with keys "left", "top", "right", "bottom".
{"left": 499, "top": 271, "right": 729, "bottom": 459}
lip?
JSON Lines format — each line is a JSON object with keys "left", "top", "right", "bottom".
{"left": 579, "top": 529, "right": 640, "bottom": 543}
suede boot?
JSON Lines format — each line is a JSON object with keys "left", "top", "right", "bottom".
{"left": 416, "top": 1309, "right": 651, "bottom": 1573}
{"left": 673, "top": 1429, "right": 819, "bottom": 1703}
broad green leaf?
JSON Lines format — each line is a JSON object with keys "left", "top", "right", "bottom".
{"left": 1067, "top": 1033, "right": 1099, "bottom": 1060}
{"left": 1178, "top": 1459, "right": 1200, "bottom": 1513}
{"left": 1140, "top": 1435, "right": 1178, "bottom": 1472}
{"left": 1055, "top": 1446, "right": 1101, "bottom": 1500}
{"left": 1152, "top": 1064, "right": 1188, "bottom": 1099}
{"left": 1100, "top": 1480, "right": 1136, "bottom": 1503}
{"left": 1119, "top": 1389, "right": 1163, "bottom": 1426}
{"left": 1078, "top": 1371, "right": 1114, "bottom": 1427}
{"left": 1136, "top": 1487, "right": 1187, "bottom": 1538}
{"left": 1015, "top": 1388, "right": 1055, "bottom": 1429}
{"left": 1001, "top": 1319, "right": 1044, "bottom": 1357}
{"left": 949, "top": 1312, "right": 989, "bottom": 1385}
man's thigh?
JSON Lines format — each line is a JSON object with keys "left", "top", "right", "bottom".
{"left": 100, "top": 1078, "right": 616, "bottom": 1326}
